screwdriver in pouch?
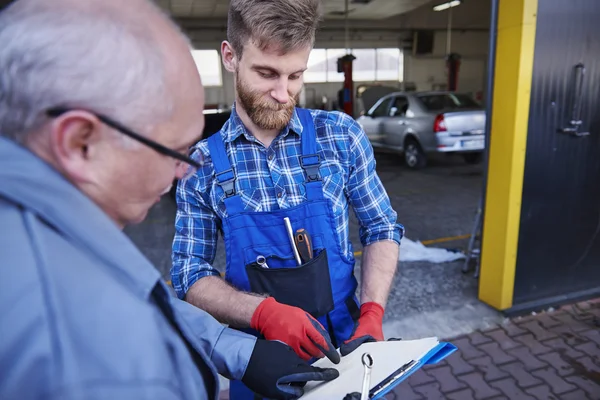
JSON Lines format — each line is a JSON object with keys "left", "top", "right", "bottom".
{"left": 294, "top": 229, "right": 313, "bottom": 264}
{"left": 284, "top": 217, "right": 302, "bottom": 266}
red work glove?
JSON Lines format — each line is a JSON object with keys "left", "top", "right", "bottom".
{"left": 339, "top": 302, "right": 384, "bottom": 356}
{"left": 251, "top": 297, "right": 340, "bottom": 364}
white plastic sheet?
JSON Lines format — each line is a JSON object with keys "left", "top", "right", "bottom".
{"left": 399, "top": 237, "right": 465, "bottom": 263}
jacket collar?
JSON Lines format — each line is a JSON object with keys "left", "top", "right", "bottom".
{"left": 0, "top": 137, "right": 160, "bottom": 299}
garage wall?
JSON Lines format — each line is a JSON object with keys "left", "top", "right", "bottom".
{"left": 404, "top": 31, "right": 489, "bottom": 98}
{"left": 192, "top": 28, "right": 489, "bottom": 112}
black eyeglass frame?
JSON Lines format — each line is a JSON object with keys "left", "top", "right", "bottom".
{"left": 46, "top": 107, "right": 203, "bottom": 170}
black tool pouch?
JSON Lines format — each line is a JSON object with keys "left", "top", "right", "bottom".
{"left": 245, "top": 249, "right": 335, "bottom": 319}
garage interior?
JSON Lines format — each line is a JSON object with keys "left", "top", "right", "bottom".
{"left": 120, "top": 0, "right": 600, "bottom": 395}
{"left": 126, "top": 0, "right": 498, "bottom": 341}
{"left": 1, "top": 0, "right": 599, "bottom": 398}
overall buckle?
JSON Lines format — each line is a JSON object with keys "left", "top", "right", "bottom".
{"left": 215, "top": 169, "right": 236, "bottom": 197}
{"left": 300, "top": 154, "right": 322, "bottom": 183}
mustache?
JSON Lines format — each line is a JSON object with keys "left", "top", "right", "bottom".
{"left": 258, "top": 96, "right": 296, "bottom": 111}
{"left": 248, "top": 87, "right": 297, "bottom": 110}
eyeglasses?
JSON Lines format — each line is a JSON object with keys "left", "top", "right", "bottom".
{"left": 46, "top": 107, "right": 204, "bottom": 180}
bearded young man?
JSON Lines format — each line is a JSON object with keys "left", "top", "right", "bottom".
{"left": 172, "top": 0, "right": 403, "bottom": 398}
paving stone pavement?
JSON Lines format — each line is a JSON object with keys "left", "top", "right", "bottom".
{"left": 386, "top": 299, "right": 600, "bottom": 400}
{"left": 219, "top": 298, "right": 600, "bottom": 399}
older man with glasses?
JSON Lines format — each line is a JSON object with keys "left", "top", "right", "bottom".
{"left": 0, "top": 1, "right": 339, "bottom": 399}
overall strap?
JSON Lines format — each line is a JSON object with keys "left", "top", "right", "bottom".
{"left": 296, "top": 108, "right": 324, "bottom": 200}
{"left": 207, "top": 133, "right": 244, "bottom": 213}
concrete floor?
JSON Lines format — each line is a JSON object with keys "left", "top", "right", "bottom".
{"left": 124, "top": 151, "right": 503, "bottom": 341}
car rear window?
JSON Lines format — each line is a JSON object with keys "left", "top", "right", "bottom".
{"left": 417, "top": 94, "right": 480, "bottom": 111}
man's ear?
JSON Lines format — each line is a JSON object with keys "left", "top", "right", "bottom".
{"left": 221, "top": 40, "right": 237, "bottom": 73}
{"left": 48, "top": 111, "right": 104, "bottom": 183}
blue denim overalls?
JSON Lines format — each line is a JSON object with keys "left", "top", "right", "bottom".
{"left": 208, "top": 108, "right": 360, "bottom": 399}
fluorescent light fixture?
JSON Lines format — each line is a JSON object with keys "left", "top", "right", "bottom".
{"left": 433, "top": 0, "right": 461, "bottom": 11}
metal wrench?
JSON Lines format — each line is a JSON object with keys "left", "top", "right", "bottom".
{"left": 256, "top": 255, "right": 269, "bottom": 269}
{"left": 360, "top": 352, "right": 373, "bottom": 400}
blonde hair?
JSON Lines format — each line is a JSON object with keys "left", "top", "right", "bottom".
{"left": 227, "top": 0, "right": 323, "bottom": 58}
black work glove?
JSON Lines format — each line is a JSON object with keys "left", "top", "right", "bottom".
{"left": 343, "top": 393, "right": 361, "bottom": 400}
{"left": 242, "top": 339, "right": 340, "bottom": 400}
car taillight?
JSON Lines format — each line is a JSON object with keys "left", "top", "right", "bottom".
{"left": 433, "top": 114, "right": 447, "bottom": 132}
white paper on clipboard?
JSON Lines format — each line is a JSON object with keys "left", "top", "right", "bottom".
{"left": 300, "top": 337, "right": 441, "bottom": 400}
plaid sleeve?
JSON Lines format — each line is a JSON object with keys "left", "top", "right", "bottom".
{"left": 171, "top": 164, "right": 221, "bottom": 300}
{"left": 345, "top": 117, "right": 405, "bottom": 246}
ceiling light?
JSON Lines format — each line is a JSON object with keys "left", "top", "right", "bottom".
{"left": 433, "top": 0, "right": 461, "bottom": 11}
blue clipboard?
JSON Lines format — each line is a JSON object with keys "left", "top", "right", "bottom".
{"left": 370, "top": 342, "right": 457, "bottom": 400}
{"left": 300, "top": 338, "right": 458, "bottom": 399}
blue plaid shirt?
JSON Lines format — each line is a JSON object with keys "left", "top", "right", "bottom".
{"left": 171, "top": 106, "right": 404, "bottom": 299}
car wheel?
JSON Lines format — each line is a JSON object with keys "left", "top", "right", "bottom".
{"left": 463, "top": 153, "right": 483, "bottom": 164}
{"left": 404, "top": 138, "right": 427, "bottom": 169}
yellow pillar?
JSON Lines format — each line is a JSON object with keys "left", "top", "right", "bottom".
{"left": 479, "top": 0, "right": 538, "bottom": 310}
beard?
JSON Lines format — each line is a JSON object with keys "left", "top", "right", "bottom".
{"left": 236, "top": 74, "right": 298, "bottom": 131}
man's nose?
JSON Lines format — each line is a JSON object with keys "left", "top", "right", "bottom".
{"left": 270, "top": 79, "right": 289, "bottom": 104}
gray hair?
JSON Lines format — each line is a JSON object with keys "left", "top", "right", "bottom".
{"left": 0, "top": 1, "right": 175, "bottom": 144}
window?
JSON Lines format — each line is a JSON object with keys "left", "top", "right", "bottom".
{"left": 390, "top": 96, "right": 409, "bottom": 117}
{"left": 353, "top": 49, "right": 376, "bottom": 82}
{"left": 417, "top": 93, "right": 480, "bottom": 111}
{"left": 326, "top": 49, "right": 347, "bottom": 82}
{"left": 191, "top": 50, "right": 222, "bottom": 86}
{"left": 370, "top": 97, "right": 392, "bottom": 117}
{"left": 304, "top": 48, "right": 403, "bottom": 83}
{"left": 305, "top": 49, "right": 327, "bottom": 83}
{"left": 376, "top": 48, "right": 403, "bottom": 81}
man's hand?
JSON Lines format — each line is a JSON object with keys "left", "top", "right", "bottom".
{"left": 343, "top": 393, "right": 361, "bottom": 400}
{"left": 339, "top": 302, "right": 384, "bottom": 356}
{"left": 251, "top": 297, "right": 340, "bottom": 364}
{"left": 242, "top": 339, "right": 339, "bottom": 400}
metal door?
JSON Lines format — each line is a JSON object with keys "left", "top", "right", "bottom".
{"left": 358, "top": 97, "right": 393, "bottom": 145}
{"left": 382, "top": 95, "right": 409, "bottom": 147}
{"left": 514, "top": 0, "right": 600, "bottom": 307}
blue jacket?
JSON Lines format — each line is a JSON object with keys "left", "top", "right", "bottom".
{"left": 0, "top": 137, "right": 255, "bottom": 399}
